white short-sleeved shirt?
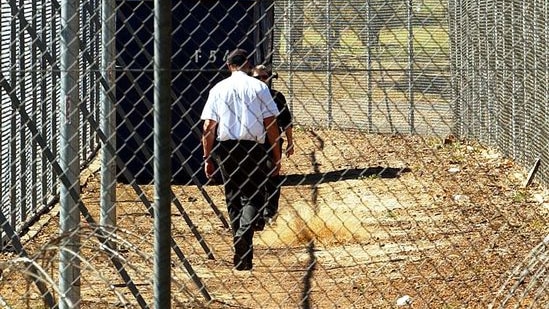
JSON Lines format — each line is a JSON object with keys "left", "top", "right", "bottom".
{"left": 201, "top": 71, "right": 279, "bottom": 143}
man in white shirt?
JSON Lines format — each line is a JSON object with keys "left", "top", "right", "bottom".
{"left": 201, "top": 49, "right": 281, "bottom": 271}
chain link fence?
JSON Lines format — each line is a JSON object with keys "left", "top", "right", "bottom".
{"left": 0, "top": 0, "right": 547, "bottom": 308}
{"left": 273, "top": 0, "right": 454, "bottom": 136}
{"left": 450, "top": 0, "right": 549, "bottom": 185}
{"left": 0, "top": 0, "right": 101, "bottom": 249}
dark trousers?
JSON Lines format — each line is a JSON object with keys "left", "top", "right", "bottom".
{"left": 264, "top": 140, "right": 283, "bottom": 218}
{"left": 264, "top": 161, "right": 281, "bottom": 218}
{"left": 214, "top": 140, "right": 269, "bottom": 267}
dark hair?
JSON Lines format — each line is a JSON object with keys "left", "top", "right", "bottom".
{"left": 226, "top": 49, "right": 248, "bottom": 66}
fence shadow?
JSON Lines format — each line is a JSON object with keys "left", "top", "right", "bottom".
{"left": 280, "top": 166, "right": 411, "bottom": 186}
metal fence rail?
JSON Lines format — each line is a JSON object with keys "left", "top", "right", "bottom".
{"left": 0, "top": 0, "right": 546, "bottom": 308}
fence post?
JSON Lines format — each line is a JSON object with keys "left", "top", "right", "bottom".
{"left": 100, "top": 0, "right": 117, "bottom": 232}
{"left": 59, "top": 0, "right": 81, "bottom": 308}
{"left": 285, "top": 0, "right": 295, "bottom": 113}
{"left": 154, "top": 0, "right": 172, "bottom": 307}
{"left": 325, "top": 0, "right": 333, "bottom": 127}
{"left": 366, "top": 0, "right": 373, "bottom": 133}
{"left": 407, "top": 0, "right": 415, "bottom": 134}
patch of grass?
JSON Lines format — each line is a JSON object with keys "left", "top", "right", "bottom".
{"left": 289, "top": 24, "right": 449, "bottom": 61}
{"left": 415, "top": 0, "right": 448, "bottom": 15}
{"left": 528, "top": 219, "right": 546, "bottom": 231}
{"left": 513, "top": 190, "right": 529, "bottom": 203}
{"left": 338, "top": 29, "right": 365, "bottom": 54}
{"left": 414, "top": 27, "right": 449, "bottom": 49}
{"left": 378, "top": 26, "right": 449, "bottom": 59}
{"left": 302, "top": 27, "right": 327, "bottom": 49}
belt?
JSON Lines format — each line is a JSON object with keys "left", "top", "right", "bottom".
{"left": 218, "top": 140, "right": 260, "bottom": 147}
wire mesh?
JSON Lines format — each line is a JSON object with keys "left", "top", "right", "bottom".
{"left": 450, "top": 0, "right": 548, "bottom": 185}
{"left": 0, "top": 0, "right": 101, "bottom": 250}
{"left": 0, "top": 0, "right": 547, "bottom": 308}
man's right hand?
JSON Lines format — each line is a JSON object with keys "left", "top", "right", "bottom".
{"left": 270, "top": 160, "right": 281, "bottom": 177}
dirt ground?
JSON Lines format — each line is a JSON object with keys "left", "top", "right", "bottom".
{"left": 1, "top": 129, "right": 548, "bottom": 308}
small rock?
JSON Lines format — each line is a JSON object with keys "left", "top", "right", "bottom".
{"left": 453, "top": 194, "right": 470, "bottom": 203}
{"left": 513, "top": 172, "right": 525, "bottom": 182}
{"left": 532, "top": 194, "right": 545, "bottom": 204}
{"left": 396, "top": 295, "right": 412, "bottom": 306}
{"left": 448, "top": 167, "right": 460, "bottom": 174}
{"left": 483, "top": 151, "right": 501, "bottom": 160}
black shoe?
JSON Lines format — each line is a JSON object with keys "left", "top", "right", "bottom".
{"left": 253, "top": 217, "right": 266, "bottom": 231}
{"left": 235, "top": 262, "right": 252, "bottom": 271}
{"left": 265, "top": 215, "right": 276, "bottom": 226}
{"left": 234, "top": 258, "right": 253, "bottom": 271}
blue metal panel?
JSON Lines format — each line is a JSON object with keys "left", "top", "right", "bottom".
{"left": 115, "top": 0, "right": 273, "bottom": 184}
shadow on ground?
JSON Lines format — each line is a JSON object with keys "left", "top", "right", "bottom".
{"left": 281, "top": 166, "right": 411, "bottom": 186}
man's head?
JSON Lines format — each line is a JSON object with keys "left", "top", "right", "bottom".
{"left": 226, "top": 49, "right": 251, "bottom": 72}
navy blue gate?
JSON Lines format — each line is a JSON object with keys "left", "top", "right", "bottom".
{"left": 115, "top": 0, "right": 274, "bottom": 184}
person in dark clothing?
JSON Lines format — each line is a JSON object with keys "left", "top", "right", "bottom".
{"left": 252, "top": 65, "right": 294, "bottom": 226}
{"left": 201, "top": 49, "right": 281, "bottom": 271}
